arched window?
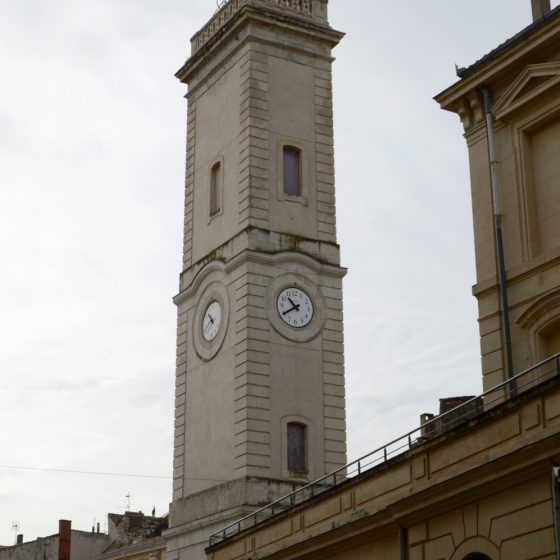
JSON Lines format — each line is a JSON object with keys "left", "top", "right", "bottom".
{"left": 287, "top": 422, "right": 306, "bottom": 472}
{"left": 283, "top": 146, "right": 301, "bottom": 197}
{"left": 210, "top": 161, "right": 221, "bottom": 216}
{"left": 540, "top": 317, "right": 560, "bottom": 358}
{"left": 517, "top": 288, "right": 560, "bottom": 370}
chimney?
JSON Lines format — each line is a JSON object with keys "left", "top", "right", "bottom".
{"left": 58, "top": 520, "right": 71, "bottom": 560}
{"left": 532, "top": 0, "right": 552, "bottom": 21}
{"left": 16, "top": 534, "right": 23, "bottom": 545}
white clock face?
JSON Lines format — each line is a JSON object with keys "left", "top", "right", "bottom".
{"left": 277, "top": 287, "right": 314, "bottom": 328}
{"left": 202, "top": 301, "right": 222, "bottom": 341}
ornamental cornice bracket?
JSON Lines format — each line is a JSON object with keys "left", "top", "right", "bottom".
{"left": 454, "top": 91, "right": 485, "bottom": 132}
{"left": 455, "top": 97, "right": 473, "bottom": 132}
{"left": 468, "top": 90, "right": 485, "bottom": 127}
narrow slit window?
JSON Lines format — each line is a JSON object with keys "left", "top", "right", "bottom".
{"left": 283, "top": 146, "right": 301, "bottom": 196}
{"left": 287, "top": 422, "right": 306, "bottom": 472}
{"left": 210, "top": 161, "right": 221, "bottom": 216}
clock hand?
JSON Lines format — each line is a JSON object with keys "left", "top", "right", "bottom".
{"left": 283, "top": 304, "right": 299, "bottom": 315}
{"left": 203, "top": 315, "right": 215, "bottom": 333}
{"left": 287, "top": 297, "right": 300, "bottom": 310}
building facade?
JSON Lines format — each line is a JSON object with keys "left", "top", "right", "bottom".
{"left": 167, "top": 1, "right": 347, "bottom": 559}
{"left": 206, "top": 377, "right": 560, "bottom": 559}
{"left": 437, "top": 2, "right": 560, "bottom": 393}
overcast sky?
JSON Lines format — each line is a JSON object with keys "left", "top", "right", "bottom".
{"left": 0, "top": 0, "right": 554, "bottom": 546}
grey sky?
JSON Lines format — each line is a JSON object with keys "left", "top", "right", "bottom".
{"left": 0, "top": 0, "right": 553, "bottom": 546}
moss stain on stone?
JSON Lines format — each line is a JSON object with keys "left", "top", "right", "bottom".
{"left": 204, "top": 249, "right": 220, "bottom": 265}
{"left": 284, "top": 234, "right": 302, "bottom": 251}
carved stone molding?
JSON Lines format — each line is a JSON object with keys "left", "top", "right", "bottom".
{"left": 454, "top": 90, "right": 485, "bottom": 132}
{"left": 494, "top": 62, "right": 560, "bottom": 119}
{"left": 191, "top": 0, "right": 329, "bottom": 55}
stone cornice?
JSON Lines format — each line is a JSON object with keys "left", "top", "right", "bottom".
{"left": 176, "top": 1, "right": 343, "bottom": 85}
{"left": 174, "top": 250, "right": 346, "bottom": 305}
{"left": 173, "top": 226, "right": 345, "bottom": 304}
{"left": 191, "top": 0, "right": 329, "bottom": 56}
{"left": 472, "top": 250, "right": 560, "bottom": 299}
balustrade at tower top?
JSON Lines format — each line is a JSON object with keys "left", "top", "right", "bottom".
{"left": 191, "top": 0, "right": 329, "bottom": 54}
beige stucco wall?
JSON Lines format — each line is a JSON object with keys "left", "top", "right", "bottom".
{"left": 409, "top": 474, "right": 555, "bottom": 559}
{"left": 324, "top": 536, "right": 399, "bottom": 560}
{"left": 71, "top": 532, "right": 111, "bottom": 560}
{"left": 191, "top": 60, "right": 241, "bottom": 264}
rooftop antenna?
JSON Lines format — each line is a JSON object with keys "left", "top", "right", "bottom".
{"left": 11, "top": 522, "right": 20, "bottom": 545}
{"left": 125, "top": 493, "right": 131, "bottom": 511}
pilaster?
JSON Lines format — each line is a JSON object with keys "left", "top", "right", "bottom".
{"left": 238, "top": 49, "right": 271, "bottom": 230}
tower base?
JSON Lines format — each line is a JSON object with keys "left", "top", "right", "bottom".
{"left": 166, "top": 477, "right": 304, "bottom": 560}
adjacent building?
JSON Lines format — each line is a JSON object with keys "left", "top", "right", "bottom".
{"left": 0, "top": 514, "right": 168, "bottom": 560}
{"left": 92, "top": 512, "right": 168, "bottom": 560}
{"left": 439, "top": 0, "right": 560, "bottom": 395}
{"left": 0, "top": 520, "right": 109, "bottom": 560}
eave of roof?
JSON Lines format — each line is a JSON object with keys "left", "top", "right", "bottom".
{"left": 435, "top": 6, "right": 560, "bottom": 109}
{"left": 456, "top": 5, "right": 560, "bottom": 79}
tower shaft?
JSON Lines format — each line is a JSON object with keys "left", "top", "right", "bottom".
{"left": 167, "top": 2, "right": 346, "bottom": 558}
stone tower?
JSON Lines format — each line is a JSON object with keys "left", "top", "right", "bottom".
{"left": 166, "top": 1, "right": 346, "bottom": 558}
{"left": 436, "top": 3, "right": 560, "bottom": 393}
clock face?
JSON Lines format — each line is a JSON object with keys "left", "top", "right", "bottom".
{"left": 277, "top": 287, "right": 314, "bottom": 328}
{"left": 202, "top": 301, "right": 222, "bottom": 341}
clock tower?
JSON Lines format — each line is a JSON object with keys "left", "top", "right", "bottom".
{"left": 166, "top": 1, "right": 346, "bottom": 558}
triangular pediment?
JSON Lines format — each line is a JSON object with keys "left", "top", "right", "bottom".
{"left": 494, "top": 62, "right": 560, "bottom": 119}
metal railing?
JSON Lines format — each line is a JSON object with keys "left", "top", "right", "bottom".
{"left": 208, "top": 352, "right": 560, "bottom": 546}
